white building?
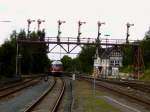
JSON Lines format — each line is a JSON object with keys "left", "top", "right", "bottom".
{"left": 94, "top": 46, "right": 123, "bottom": 78}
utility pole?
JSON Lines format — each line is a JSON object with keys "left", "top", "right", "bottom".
{"left": 57, "top": 20, "right": 66, "bottom": 42}
{"left": 27, "top": 19, "right": 35, "bottom": 37}
{"left": 16, "top": 32, "right": 22, "bottom": 78}
{"left": 96, "top": 21, "right": 105, "bottom": 60}
{"left": 97, "top": 21, "right": 105, "bottom": 42}
{"left": 104, "top": 34, "right": 110, "bottom": 48}
{"left": 77, "top": 21, "right": 86, "bottom": 43}
{"left": 37, "top": 19, "right": 45, "bottom": 31}
{"left": 104, "top": 34, "right": 110, "bottom": 79}
{"left": 96, "top": 21, "right": 105, "bottom": 78}
{"left": 126, "top": 22, "right": 134, "bottom": 43}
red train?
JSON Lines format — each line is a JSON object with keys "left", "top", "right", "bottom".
{"left": 49, "top": 60, "right": 63, "bottom": 76}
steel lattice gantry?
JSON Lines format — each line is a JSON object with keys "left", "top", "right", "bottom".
{"left": 16, "top": 36, "right": 144, "bottom": 79}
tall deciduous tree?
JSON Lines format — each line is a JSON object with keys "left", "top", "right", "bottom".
{"left": 61, "top": 55, "right": 72, "bottom": 71}
{"left": 78, "top": 45, "right": 96, "bottom": 73}
{"left": 140, "top": 27, "right": 150, "bottom": 68}
{"left": 0, "top": 31, "right": 16, "bottom": 77}
{"left": 61, "top": 45, "right": 96, "bottom": 74}
{"left": 0, "top": 29, "right": 50, "bottom": 77}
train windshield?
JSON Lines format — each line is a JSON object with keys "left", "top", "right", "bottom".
{"left": 51, "top": 61, "right": 62, "bottom": 65}
{"left": 53, "top": 64, "right": 62, "bottom": 67}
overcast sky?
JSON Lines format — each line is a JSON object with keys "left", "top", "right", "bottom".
{"left": 0, "top": 0, "right": 150, "bottom": 59}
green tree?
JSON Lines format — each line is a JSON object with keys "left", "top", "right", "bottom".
{"left": 144, "top": 27, "right": 150, "bottom": 40}
{"left": 0, "top": 29, "right": 50, "bottom": 78}
{"left": 122, "top": 45, "right": 133, "bottom": 66}
{"left": 20, "top": 30, "right": 49, "bottom": 74}
{"left": 140, "top": 39, "right": 150, "bottom": 68}
{"left": 71, "top": 57, "right": 82, "bottom": 72}
{"left": 0, "top": 31, "right": 17, "bottom": 77}
{"left": 140, "top": 27, "right": 150, "bottom": 68}
{"left": 61, "top": 45, "right": 95, "bottom": 73}
{"left": 77, "top": 45, "right": 96, "bottom": 73}
{"left": 61, "top": 55, "right": 72, "bottom": 71}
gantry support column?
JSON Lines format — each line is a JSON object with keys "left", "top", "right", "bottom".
{"left": 133, "top": 45, "right": 144, "bottom": 79}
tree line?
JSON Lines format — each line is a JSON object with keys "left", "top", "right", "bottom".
{"left": 61, "top": 28, "right": 150, "bottom": 75}
{"left": 0, "top": 30, "right": 50, "bottom": 78}
{"left": 61, "top": 45, "right": 96, "bottom": 74}
{"left": 0, "top": 27, "right": 150, "bottom": 78}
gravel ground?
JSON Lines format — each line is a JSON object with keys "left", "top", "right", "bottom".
{"left": 96, "top": 80, "right": 150, "bottom": 102}
{"left": 71, "top": 79, "right": 150, "bottom": 112}
{"left": 0, "top": 76, "right": 54, "bottom": 112}
{"left": 30, "top": 77, "right": 62, "bottom": 111}
{"left": 0, "top": 78, "right": 21, "bottom": 88}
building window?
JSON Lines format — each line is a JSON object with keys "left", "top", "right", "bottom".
{"left": 110, "top": 60, "right": 113, "bottom": 64}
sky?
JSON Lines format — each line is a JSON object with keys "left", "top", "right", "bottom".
{"left": 0, "top": 0, "right": 150, "bottom": 60}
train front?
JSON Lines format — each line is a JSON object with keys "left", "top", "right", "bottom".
{"left": 50, "top": 60, "right": 63, "bottom": 77}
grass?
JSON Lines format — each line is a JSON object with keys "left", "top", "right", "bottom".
{"left": 82, "top": 91, "right": 121, "bottom": 112}
{"left": 0, "top": 75, "right": 7, "bottom": 80}
{"left": 74, "top": 80, "right": 121, "bottom": 112}
{"left": 141, "top": 69, "right": 150, "bottom": 81}
{"left": 120, "top": 65, "right": 133, "bottom": 73}
{"left": 120, "top": 66, "right": 150, "bottom": 81}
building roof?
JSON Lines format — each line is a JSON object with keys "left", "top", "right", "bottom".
{"left": 98, "top": 46, "right": 122, "bottom": 59}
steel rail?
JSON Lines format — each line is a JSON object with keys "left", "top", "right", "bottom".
{"left": 51, "top": 78, "right": 65, "bottom": 112}
{"left": 0, "top": 79, "right": 32, "bottom": 92}
{"left": 23, "top": 77, "right": 65, "bottom": 112}
{"left": 100, "top": 79, "right": 150, "bottom": 93}
{"left": 0, "top": 78, "right": 40, "bottom": 99}
{"left": 23, "top": 77, "right": 56, "bottom": 112}
{"left": 79, "top": 76, "right": 150, "bottom": 106}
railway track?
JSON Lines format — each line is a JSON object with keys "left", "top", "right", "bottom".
{"left": 101, "top": 79, "right": 150, "bottom": 93}
{"left": 24, "top": 77, "right": 65, "bottom": 112}
{"left": 0, "top": 79, "right": 32, "bottom": 91}
{"left": 79, "top": 76, "right": 150, "bottom": 106}
{"left": 77, "top": 75, "right": 150, "bottom": 93}
{"left": 0, "top": 78, "right": 21, "bottom": 88}
{"left": 0, "top": 78, "right": 41, "bottom": 99}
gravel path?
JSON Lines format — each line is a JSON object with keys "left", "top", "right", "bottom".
{"left": 0, "top": 76, "right": 54, "bottom": 112}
